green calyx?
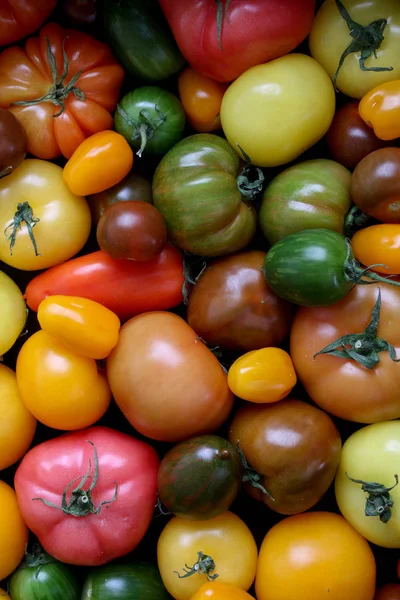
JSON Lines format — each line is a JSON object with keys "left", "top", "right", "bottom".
{"left": 346, "top": 473, "right": 398, "bottom": 523}
{"left": 11, "top": 37, "right": 85, "bottom": 118}
{"left": 334, "top": 0, "right": 393, "bottom": 88}
{"left": 5, "top": 201, "right": 40, "bottom": 256}
{"left": 344, "top": 206, "right": 372, "bottom": 238}
{"left": 314, "top": 288, "right": 400, "bottom": 370}
{"left": 174, "top": 551, "right": 219, "bottom": 582}
{"left": 32, "top": 441, "right": 118, "bottom": 517}
{"left": 215, "top": 0, "right": 232, "bottom": 50}
{"left": 344, "top": 239, "right": 400, "bottom": 290}
{"left": 116, "top": 103, "right": 166, "bottom": 157}
{"left": 23, "top": 543, "right": 55, "bottom": 569}
{"left": 237, "top": 443, "right": 274, "bottom": 500}
{"left": 236, "top": 144, "right": 265, "bottom": 201}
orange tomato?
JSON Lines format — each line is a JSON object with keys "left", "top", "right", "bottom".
{"left": 0, "top": 589, "right": 10, "bottom": 599}
{"left": 255, "top": 511, "right": 376, "bottom": 600}
{"left": 38, "top": 295, "right": 120, "bottom": 359}
{"left": 359, "top": 80, "right": 400, "bottom": 141}
{"left": 190, "top": 582, "right": 255, "bottom": 600}
{"left": 227, "top": 347, "right": 296, "bottom": 403}
{"left": 63, "top": 130, "right": 133, "bottom": 196}
{"left": 352, "top": 224, "right": 400, "bottom": 275}
{"left": 178, "top": 67, "right": 228, "bottom": 133}
{"left": 0, "top": 480, "right": 28, "bottom": 580}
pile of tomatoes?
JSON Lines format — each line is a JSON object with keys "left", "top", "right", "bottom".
{"left": 1, "top": 1, "right": 400, "bottom": 599}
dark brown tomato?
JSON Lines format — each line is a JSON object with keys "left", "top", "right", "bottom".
{"left": 96, "top": 200, "right": 167, "bottom": 261}
{"left": 87, "top": 172, "right": 153, "bottom": 227}
{"left": 228, "top": 398, "right": 342, "bottom": 515}
{"left": 64, "top": 0, "right": 97, "bottom": 25}
{"left": 374, "top": 584, "right": 400, "bottom": 600}
{"left": 326, "top": 101, "right": 388, "bottom": 171}
{"left": 0, "top": 108, "right": 27, "bottom": 178}
{"left": 351, "top": 147, "right": 400, "bottom": 223}
{"left": 187, "top": 251, "right": 293, "bottom": 352}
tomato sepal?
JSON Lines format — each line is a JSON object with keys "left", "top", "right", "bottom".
{"left": 345, "top": 472, "right": 399, "bottom": 523}
{"left": 174, "top": 551, "right": 219, "bottom": 582}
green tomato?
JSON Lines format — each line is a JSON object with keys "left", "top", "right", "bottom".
{"left": 259, "top": 159, "right": 352, "bottom": 245}
{"left": 114, "top": 87, "right": 186, "bottom": 157}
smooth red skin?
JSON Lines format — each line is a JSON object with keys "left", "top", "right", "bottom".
{"left": 25, "top": 243, "right": 184, "bottom": 321}
{"left": 159, "top": 0, "right": 316, "bottom": 82}
{"left": 327, "top": 101, "right": 389, "bottom": 171}
{"left": 0, "top": 107, "right": 27, "bottom": 174}
{"left": 374, "top": 584, "right": 400, "bottom": 600}
{"left": 14, "top": 426, "right": 159, "bottom": 566}
{"left": 0, "top": 0, "right": 57, "bottom": 46}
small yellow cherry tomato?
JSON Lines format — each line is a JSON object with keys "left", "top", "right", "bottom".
{"left": 0, "top": 480, "right": 28, "bottom": 581}
{"left": 37, "top": 295, "right": 120, "bottom": 359}
{"left": 0, "top": 364, "right": 36, "bottom": 471}
{"left": 190, "top": 582, "right": 255, "bottom": 600}
{"left": 16, "top": 330, "right": 111, "bottom": 430}
{"left": 352, "top": 224, "right": 400, "bottom": 275}
{"left": 359, "top": 80, "right": 400, "bottom": 141}
{"left": 228, "top": 348, "right": 297, "bottom": 404}
{"left": 0, "top": 270, "right": 26, "bottom": 356}
{"left": 63, "top": 130, "right": 134, "bottom": 196}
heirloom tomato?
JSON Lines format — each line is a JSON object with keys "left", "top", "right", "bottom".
{"left": 14, "top": 426, "right": 159, "bottom": 566}
{"left": 0, "top": 107, "right": 27, "bottom": 179}
{"left": 190, "top": 582, "right": 255, "bottom": 600}
{"left": 0, "top": 480, "right": 28, "bottom": 581}
{"left": 0, "top": 22, "right": 124, "bottom": 159}
{"left": 352, "top": 224, "right": 400, "bottom": 275}
{"left": 178, "top": 67, "right": 228, "bottom": 133}
{"left": 0, "top": 0, "right": 57, "bottom": 47}
{"left": 0, "top": 270, "right": 26, "bottom": 357}
{"left": 359, "top": 80, "right": 400, "bottom": 141}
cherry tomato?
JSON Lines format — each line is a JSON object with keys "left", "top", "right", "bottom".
{"left": 0, "top": 270, "right": 27, "bottom": 357}
{"left": 0, "top": 107, "right": 27, "bottom": 179}
{"left": 96, "top": 200, "right": 167, "bottom": 261}
{"left": 228, "top": 348, "right": 296, "bottom": 404}
{"left": 359, "top": 80, "right": 400, "bottom": 141}
{"left": 0, "top": 480, "right": 28, "bottom": 581}
{"left": 190, "top": 582, "right": 255, "bottom": 600}
{"left": 63, "top": 131, "right": 134, "bottom": 196}
{"left": 352, "top": 224, "right": 400, "bottom": 274}
{"left": 16, "top": 330, "right": 111, "bottom": 430}
{"left": 37, "top": 295, "right": 120, "bottom": 359}
{"left": 178, "top": 67, "right": 228, "bottom": 133}
{"left": 374, "top": 584, "right": 400, "bottom": 600}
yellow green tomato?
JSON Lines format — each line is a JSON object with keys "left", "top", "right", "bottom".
{"left": 0, "top": 270, "right": 26, "bottom": 356}
{"left": 220, "top": 54, "right": 335, "bottom": 168}
{"left": 335, "top": 421, "right": 400, "bottom": 548}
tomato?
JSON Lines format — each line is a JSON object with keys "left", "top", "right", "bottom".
{"left": 63, "top": 131, "right": 133, "bottom": 196}
{"left": 259, "top": 159, "right": 352, "bottom": 245}
{"left": 187, "top": 251, "right": 293, "bottom": 352}
{"left": 255, "top": 512, "right": 376, "bottom": 600}
{"left": 0, "top": 270, "right": 26, "bottom": 356}
{"left": 178, "top": 68, "right": 228, "bottom": 133}
{"left": 290, "top": 283, "right": 400, "bottom": 423}
{"left": 351, "top": 148, "right": 400, "bottom": 223}
{"left": 96, "top": 201, "right": 167, "bottom": 261}
{"left": 157, "top": 512, "right": 258, "bottom": 600}
{"left": 0, "top": 159, "right": 91, "bottom": 271}
{"left": 107, "top": 312, "right": 233, "bottom": 442}
{"left": 0, "top": 0, "right": 57, "bottom": 47}
{"left": 228, "top": 399, "right": 341, "bottom": 514}
{"left": 375, "top": 585, "right": 400, "bottom": 600}
{"left": 0, "top": 590, "right": 10, "bottom": 599}
{"left": 352, "top": 225, "right": 400, "bottom": 274}
{"left": 0, "top": 364, "right": 36, "bottom": 471}
{"left": 359, "top": 80, "right": 400, "bottom": 141}
{"left": 16, "top": 330, "right": 111, "bottom": 430}
{"left": 64, "top": 0, "right": 97, "bottom": 26}
{"left": 153, "top": 134, "right": 257, "bottom": 257}
{"left": 326, "top": 101, "right": 390, "bottom": 170}
{"left": 14, "top": 426, "right": 159, "bottom": 566}
{"left": 0, "top": 23, "right": 124, "bottom": 160}
{"left": 157, "top": 435, "right": 242, "bottom": 520}
{"left": 0, "top": 480, "right": 28, "bottom": 580}
{"left": 228, "top": 348, "right": 296, "bottom": 404}
{"left": 25, "top": 244, "right": 185, "bottom": 321}
{"left": 159, "top": 0, "right": 315, "bottom": 83}
{"left": 37, "top": 295, "right": 120, "bottom": 360}
{"left": 310, "top": 0, "right": 400, "bottom": 99}
{"left": 190, "top": 582, "right": 255, "bottom": 600}
{"left": 0, "top": 107, "right": 27, "bottom": 179}
{"left": 115, "top": 87, "right": 185, "bottom": 157}
{"left": 220, "top": 54, "right": 335, "bottom": 168}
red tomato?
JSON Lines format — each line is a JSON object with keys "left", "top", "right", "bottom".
{"left": 14, "top": 426, "right": 159, "bottom": 566}
{"left": 0, "top": 1, "right": 57, "bottom": 47}
{"left": 375, "top": 584, "right": 400, "bottom": 600}
{"left": 159, "top": 0, "right": 316, "bottom": 82}
{"left": 24, "top": 244, "right": 185, "bottom": 321}
{"left": 0, "top": 22, "right": 124, "bottom": 159}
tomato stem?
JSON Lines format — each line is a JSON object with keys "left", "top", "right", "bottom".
{"left": 5, "top": 201, "right": 41, "bottom": 257}
{"left": 23, "top": 543, "right": 55, "bottom": 569}
{"left": 235, "top": 145, "right": 265, "bottom": 200}
{"left": 346, "top": 473, "right": 398, "bottom": 523}
{"left": 344, "top": 239, "right": 400, "bottom": 290}
{"left": 174, "top": 551, "right": 219, "bottom": 581}
{"left": 344, "top": 206, "right": 372, "bottom": 238}
{"left": 0, "top": 166, "right": 13, "bottom": 179}
{"left": 237, "top": 443, "right": 274, "bottom": 500}
{"left": 214, "top": 0, "right": 231, "bottom": 50}
{"left": 116, "top": 104, "right": 166, "bottom": 157}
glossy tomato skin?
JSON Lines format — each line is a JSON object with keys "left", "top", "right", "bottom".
{"left": 159, "top": 0, "right": 315, "bottom": 83}
{"left": 255, "top": 512, "right": 376, "bottom": 600}
{"left": 0, "top": 480, "right": 28, "bottom": 581}
{"left": 374, "top": 585, "right": 400, "bottom": 600}
{"left": 259, "top": 159, "right": 352, "bottom": 245}
{"left": 359, "top": 81, "right": 400, "bottom": 141}
{"left": 25, "top": 244, "right": 184, "bottom": 321}
{"left": 14, "top": 426, "right": 159, "bottom": 566}
{"left": 64, "top": 0, "right": 97, "bottom": 26}
{"left": 351, "top": 148, "right": 400, "bottom": 222}
{"left": 0, "top": 107, "right": 27, "bottom": 177}
{"left": 190, "top": 583, "right": 254, "bottom": 600}
{"left": 158, "top": 435, "right": 242, "bottom": 520}
{"left": 187, "top": 251, "right": 293, "bottom": 352}
{"left": 291, "top": 284, "right": 400, "bottom": 422}
{"left": 0, "top": 0, "right": 57, "bottom": 47}
{"left": 0, "top": 270, "right": 27, "bottom": 356}
{"left": 0, "top": 23, "right": 124, "bottom": 159}
{"left": 352, "top": 224, "right": 400, "bottom": 274}
{"left": 228, "top": 399, "right": 342, "bottom": 514}
{"left": 107, "top": 312, "right": 234, "bottom": 442}
{"left": 178, "top": 67, "right": 228, "bottom": 132}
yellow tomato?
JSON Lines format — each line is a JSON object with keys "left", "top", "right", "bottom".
{"left": 38, "top": 295, "right": 120, "bottom": 359}
{"left": 256, "top": 512, "right": 376, "bottom": 600}
{"left": 157, "top": 511, "right": 258, "bottom": 600}
{"left": 0, "top": 589, "right": 10, "bottom": 599}
{"left": 352, "top": 224, "right": 400, "bottom": 274}
{"left": 220, "top": 54, "right": 335, "bottom": 168}
{"left": 0, "top": 364, "right": 36, "bottom": 471}
{"left": 228, "top": 347, "right": 296, "bottom": 403}
{"left": 0, "top": 159, "right": 91, "bottom": 270}
{"left": 0, "top": 270, "right": 26, "bottom": 356}
{"left": 0, "top": 480, "right": 28, "bottom": 580}
{"left": 16, "top": 330, "right": 111, "bottom": 430}
{"left": 190, "top": 582, "right": 255, "bottom": 600}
